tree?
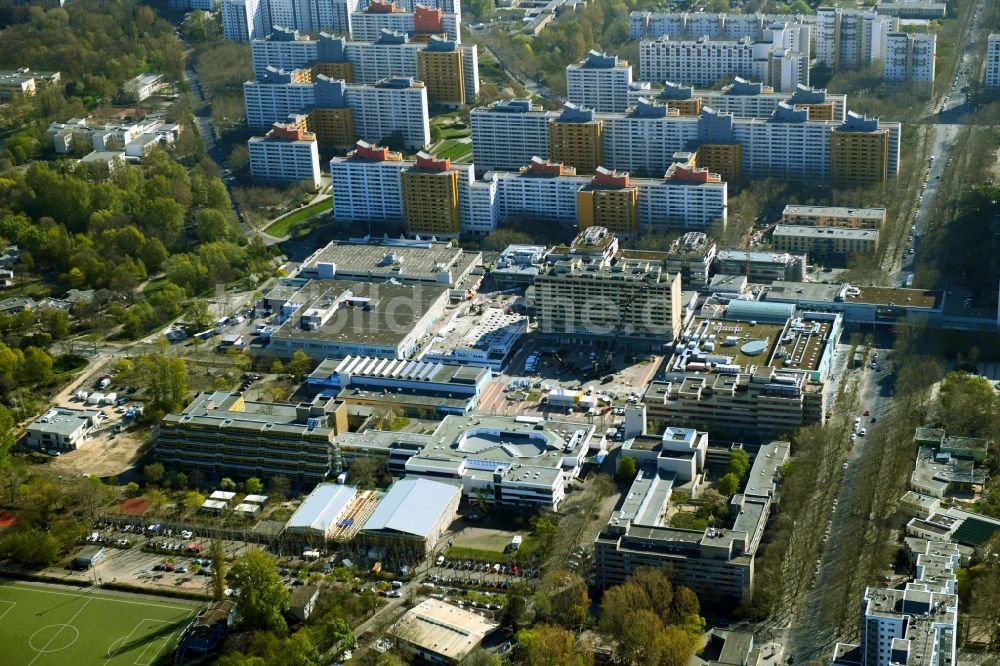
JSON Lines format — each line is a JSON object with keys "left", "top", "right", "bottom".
{"left": 326, "top": 617, "right": 356, "bottom": 652}
{"left": 228, "top": 549, "right": 291, "bottom": 632}
{"left": 0, "top": 405, "right": 15, "bottom": 467}
{"left": 244, "top": 477, "right": 263, "bottom": 495}
{"left": 220, "top": 477, "right": 237, "bottom": 491}
{"left": 725, "top": 449, "right": 750, "bottom": 481}
{"left": 616, "top": 455, "right": 638, "bottom": 482}
{"left": 0, "top": 528, "right": 60, "bottom": 566}
{"left": 287, "top": 350, "right": 314, "bottom": 381}
{"left": 349, "top": 456, "right": 381, "bottom": 489}
{"left": 546, "top": 571, "right": 590, "bottom": 627}
{"left": 174, "top": 471, "right": 189, "bottom": 490}
{"left": 599, "top": 568, "right": 702, "bottom": 665}
{"left": 211, "top": 538, "right": 227, "bottom": 601}
{"left": 270, "top": 359, "right": 284, "bottom": 375}
{"left": 143, "top": 463, "right": 165, "bottom": 486}
{"left": 182, "top": 491, "right": 205, "bottom": 513}
{"left": 717, "top": 472, "right": 740, "bottom": 496}
{"left": 515, "top": 623, "right": 593, "bottom": 666}
{"left": 125, "top": 481, "right": 141, "bottom": 496}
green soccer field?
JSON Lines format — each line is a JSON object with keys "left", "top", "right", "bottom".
{"left": 0, "top": 582, "right": 202, "bottom": 666}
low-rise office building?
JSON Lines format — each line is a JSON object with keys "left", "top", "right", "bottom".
{"left": 421, "top": 306, "right": 528, "bottom": 371}
{"left": 875, "top": 2, "right": 947, "bottom": 19}
{"left": 772, "top": 225, "right": 879, "bottom": 259}
{"left": 248, "top": 122, "right": 322, "bottom": 188}
{"left": 714, "top": 248, "right": 807, "bottom": 283}
{"left": 761, "top": 282, "right": 943, "bottom": 326}
{"left": 780, "top": 204, "right": 885, "bottom": 229}
{"left": 0, "top": 68, "right": 60, "bottom": 101}
{"left": 307, "top": 355, "right": 491, "bottom": 417}
{"left": 662, "top": 231, "right": 718, "bottom": 289}
{"left": 644, "top": 302, "right": 841, "bottom": 440}
{"left": 123, "top": 73, "right": 165, "bottom": 102}
{"left": 156, "top": 392, "right": 348, "bottom": 484}
{"left": 25, "top": 407, "right": 101, "bottom": 452}
{"left": 297, "top": 237, "right": 482, "bottom": 290}
{"left": 336, "top": 414, "right": 595, "bottom": 512}
{"left": 595, "top": 440, "right": 789, "bottom": 603}
{"left": 391, "top": 599, "right": 499, "bottom": 664}
{"left": 264, "top": 279, "right": 451, "bottom": 359}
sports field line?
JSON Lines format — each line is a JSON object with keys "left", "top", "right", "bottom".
{"left": 134, "top": 634, "right": 169, "bottom": 666}
{"left": 0, "top": 599, "right": 15, "bottom": 623}
{"left": 105, "top": 617, "right": 174, "bottom": 666}
{"left": 6, "top": 584, "right": 197, "bottom": 611}
{"left": 28, "top": 596, "right": 92, "bottom": 666}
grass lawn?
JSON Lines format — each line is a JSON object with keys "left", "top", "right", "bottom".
{"left": 0, "top": 582, "right": 201, "bottom": 666}
{"left": 435, "top": 140, "right": 472, "bottom": 161}
{"left": 263, "top": 198, "right": 331, "bottom": 237}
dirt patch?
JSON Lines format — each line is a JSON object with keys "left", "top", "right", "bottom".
{"left": 47, "top": 428, "right": 149, "bottom": 479}
{"left": 450, "top": 525, "right": 519, "bottom": 552}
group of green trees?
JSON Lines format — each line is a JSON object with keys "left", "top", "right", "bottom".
{"left": 0, "top": 149, "right": 273, "bottom": 340}
{"left": 214, "top": 549, "right": 373, "bottom": 666}
{"left": 0, "top": 0, "right": 186, "bottom": 138}
{"left": 926, "top": 371, "right": 1000, "bottom": 519}
{"left": 514, "top": 567, "right": 704, "bottom": 666}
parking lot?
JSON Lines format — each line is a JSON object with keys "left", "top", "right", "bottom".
{"left": 50, "top": 521, "right": 263, "bottom": 593}
{"left": 476, "top": 336, "right": 661, "bottom": 423}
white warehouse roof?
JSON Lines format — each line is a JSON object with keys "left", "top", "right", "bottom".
{"left": 362, "top": 478, "right": 460, "bottom": 539}
{"left": 286, "top": 484, "right": 358, "bottom": 536}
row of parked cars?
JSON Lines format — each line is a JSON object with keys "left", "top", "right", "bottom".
{"left": 434, "top": 558, "right": 539, "bottom": 578}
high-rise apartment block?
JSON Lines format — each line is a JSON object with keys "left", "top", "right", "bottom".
{"left": 222, "top": 0, "right": 358, "bottom": 42}
{"left": 248, "top": 122, "right": 322, "bottom": 188}
{"left": 416, "top": 36, "right": 468, "bottom": 106}
{"left": 251, "top": 30, "right": 478, "bottom": 105}
{"left": 330, "top": 142, "right": 497, "bottom": 237}
{"left": 566, "top": 50, "right": 634, "bottom": 113}
{"left": 471, "top": 99, "right": 900, "bottom": 187}
{"left": 329, "top": 141, "right": 406, "bottom": 223}
{"left": 987, "top": 34, "right": 1000, "bottom": 92}
{"left": 628, "top": 78, "right": 847, "bottom": 121}
{"left": 222, "top": 0, "right": 267, "bottom": 42}
{"left": 885, "top": 32, "right": 936, "bottom": 83}
{"left": 244, "top": 71, "right": 430, "bottom": 149}
{"left": 816, "top": 7, "right": 898, "bottom": 70}
{"left": 629, "top": 10, "right": 812, "bottom": 53}
{"left": 533, "top": 227, "right": 682, "bottom": 349}
{"left": 487, "top": 156, "right": 727, "bottom": 233}
{"left": 639, "top": 35, "right": 809, "bottom": 92}
{"left": 833, "top": 541, "right": 959, "bottom": 666}
{"left": 471, "top": 99, "right": 552, "bottom": 173}
{"left": 548, "top": 104, "right": 604, "bottom": 174}
{"left": 351, "top": 1, "right": 460, "bottom": 42}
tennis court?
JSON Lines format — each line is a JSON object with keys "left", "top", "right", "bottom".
{"left": 0, "top": 582, "right": 201, "bottom": 666}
